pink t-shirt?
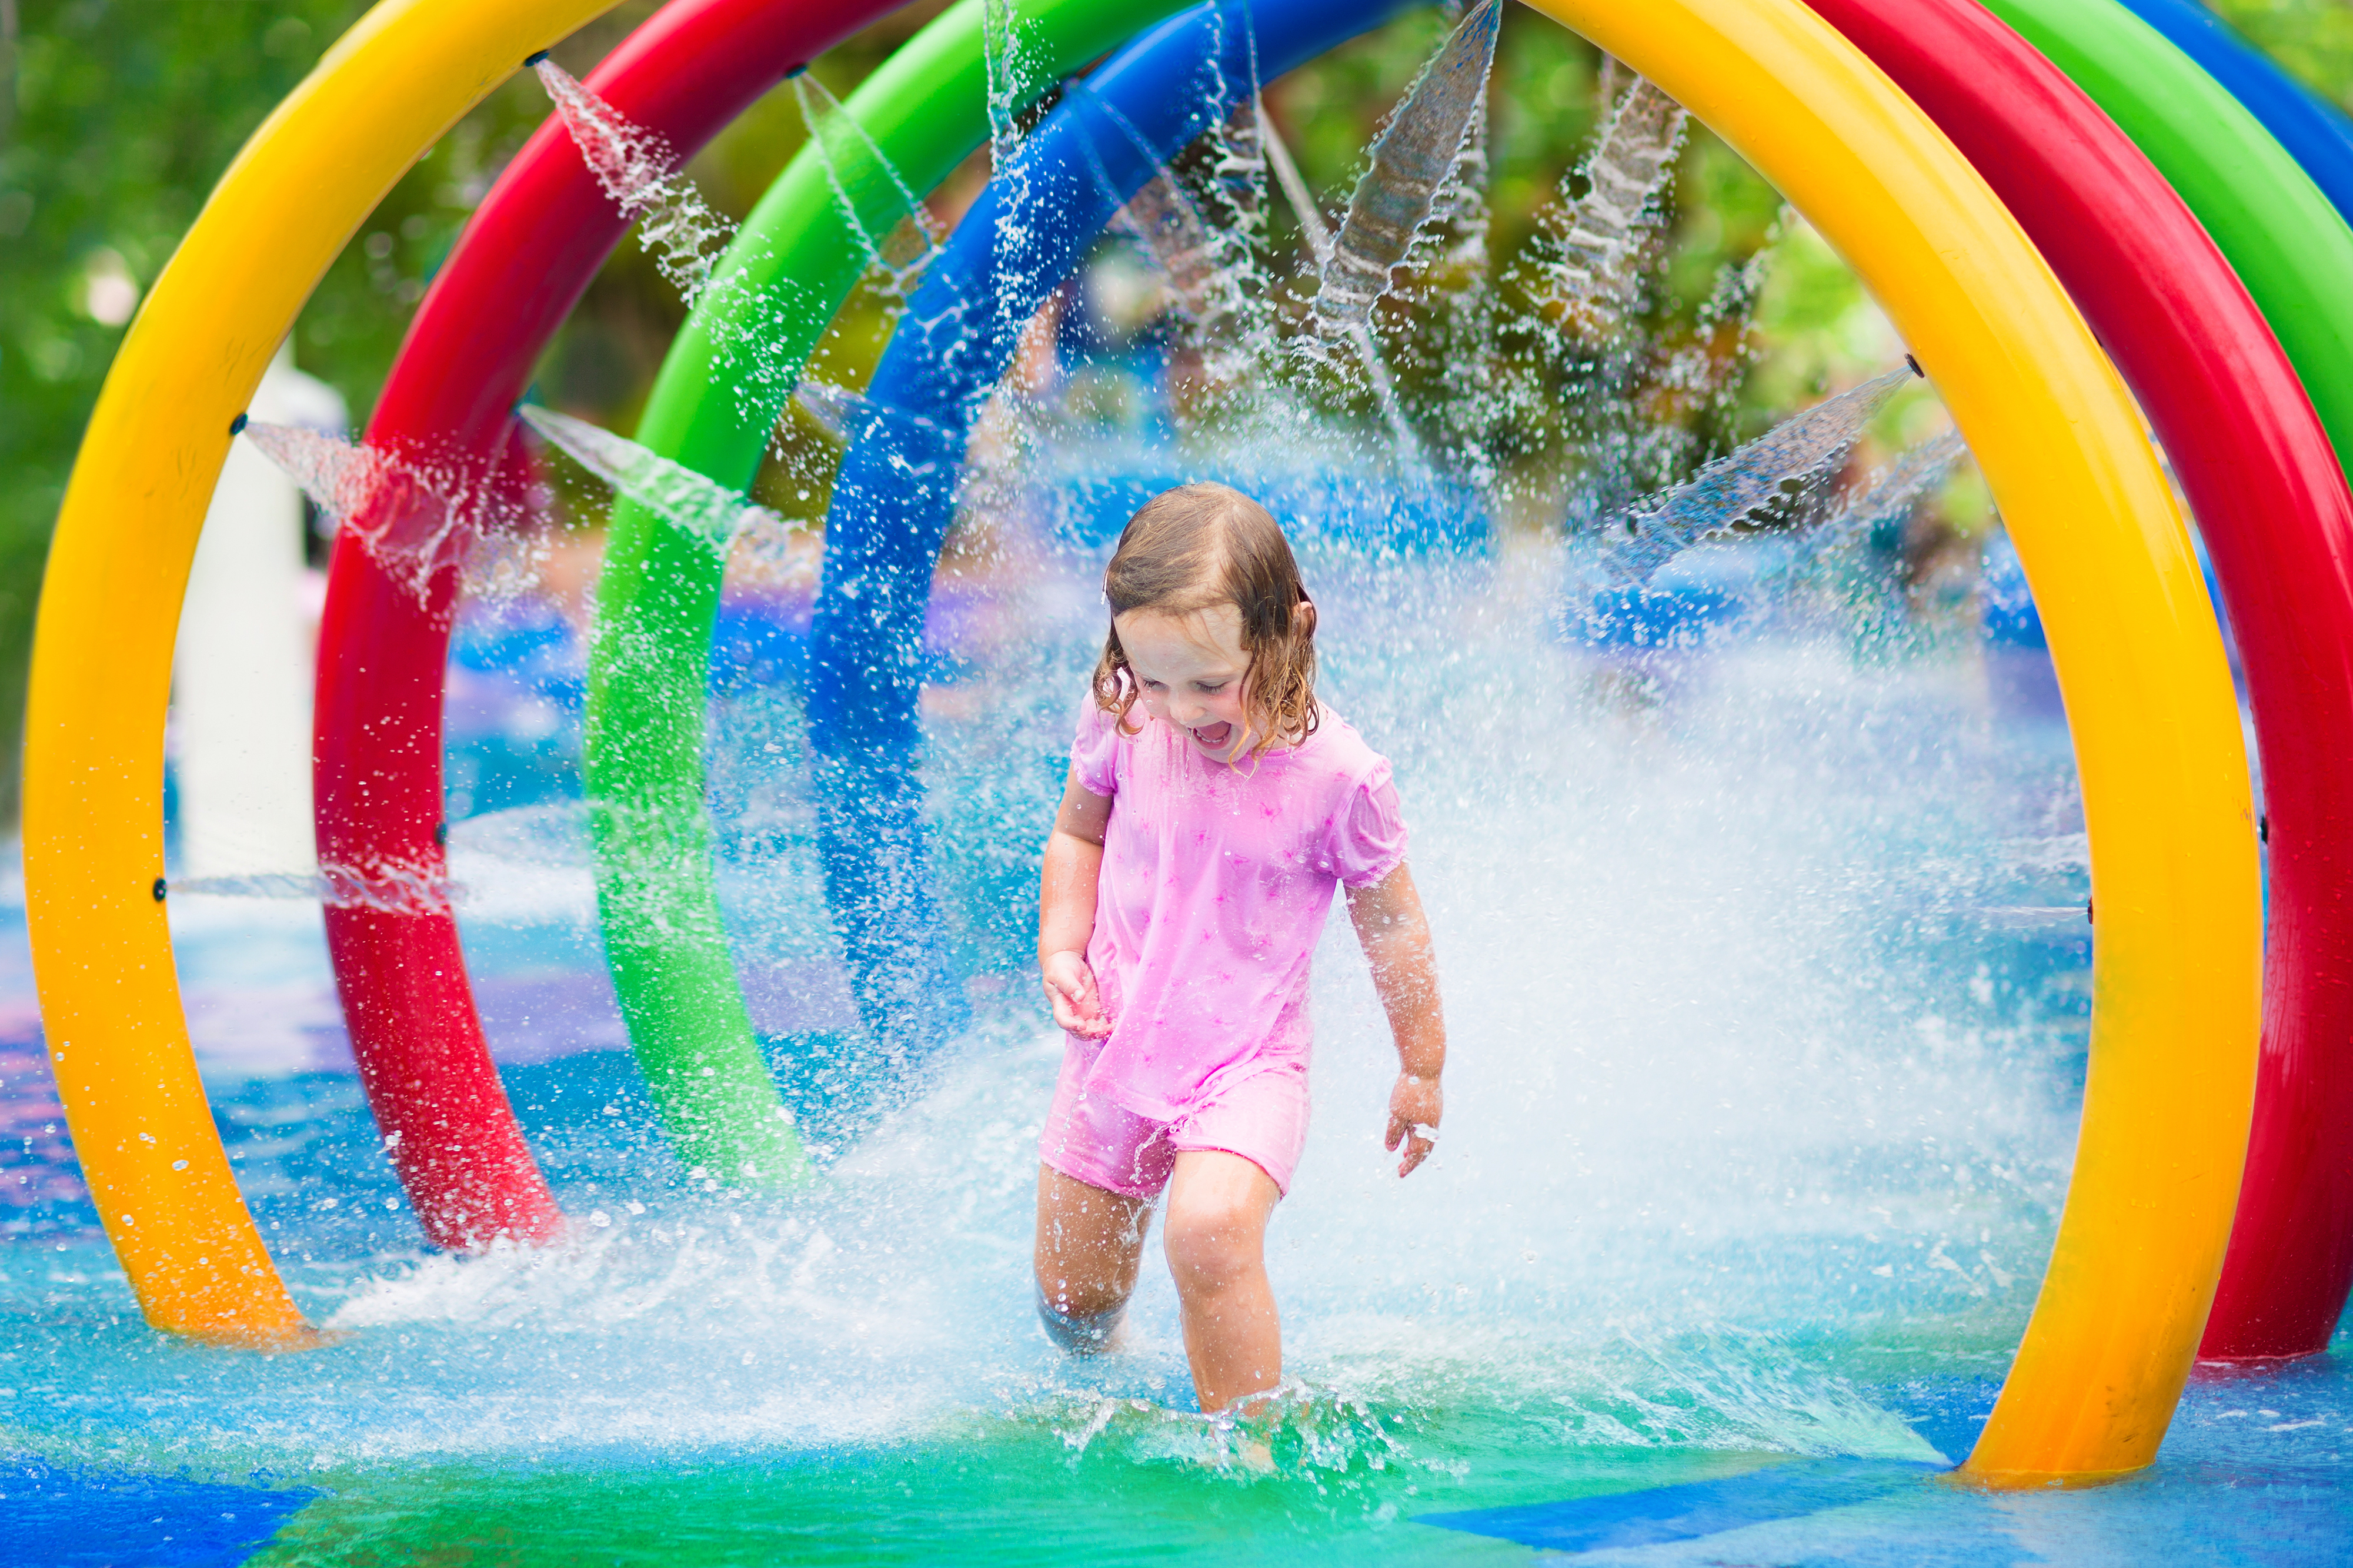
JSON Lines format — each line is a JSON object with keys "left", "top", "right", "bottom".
{"left": 1069, "top": 694, "right": 1409, "bottom": 1120}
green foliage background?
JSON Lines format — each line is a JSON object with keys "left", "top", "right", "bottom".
{"left": 0, "top": 0, "right": 2347, "bottom": 830}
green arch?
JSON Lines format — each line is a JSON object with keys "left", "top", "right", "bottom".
{"left": 582, "top": 0, "right": 1197, "bottom": 1185}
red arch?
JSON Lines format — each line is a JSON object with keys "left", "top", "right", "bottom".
{"left": 1809, "top": 0, "right": 2353, "bottom": 1358}
{"left": 313, "top": 0, "right": 903, "bottom": 1247}
{"left": 319, "top": 0, "right": 2353, "bottom": 1349}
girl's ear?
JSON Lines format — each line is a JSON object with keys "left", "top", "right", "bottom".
{"left": 1296, "top": 591, "right": 1318, "bottom": 640}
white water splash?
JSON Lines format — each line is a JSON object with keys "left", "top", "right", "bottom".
{"left": 533, "top": 61, "right": 846, "bottom": 447}
{"left": 787, "top": 379, "right": 961, "bottom": 461}
{"left": 1109, "top": 97, "right": 1274, "bottom": 387}
{"left": 1790, "top": 426, "right": 1971, "bottom": 576}
{"left": 1427, "top": 73, "right": 1491, "bottom": 287}
{"left": 165, "top": 873, "right": 330, "bottom": 900}
{"left": 316, "top": 856, "right": 465, "bottom": 917}
{"left": 167, "top": 858, "right": 464, "bottom": 915}
{"left": 1117, "top": 165, "right": 1250, "bottom": 379}
{"left": 792, "top": 70, "right": 945, "bottom": 296}
{"left": 790, "top": 379, "right": 861, "bottom": 444}
{"left": 1262, "top": 115, "right": 1417, "bottom": 455}
{"left": 984, "top": 0, "right": 1042, "bottom": 349}
{"left": 241, "top": 421, "right": 495, "bottom": 611}
{"left": 518, "top": 404, "right": 797, "bottom": 559}
{"left": 982, "top": 0, "right": 1030, "bottom": 179}
{"left": 535, "top": 58, "right": 736, "bottom": 305}
{"left": 1526, "top": 76, "right": 1688, "bottom": 342}
{"left": 1597, "top": 363, "right": 1919, "bottom": 584}
{"left": 1310, "top": 0, "right": 1500, "bottom": 341}
{"left": 1206, "top": 61, "right": 1270, "bottom": 250}
{"left": 14, "top": 530, "right": 2094, "bottom": 1487}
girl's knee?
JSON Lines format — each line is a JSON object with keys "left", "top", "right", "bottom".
{"left": 1163, "top": 1195, "right": 1266, "bottom": 1289}
{"left": 1036, "top": 1283, "right": 1125, "bottom": 1356}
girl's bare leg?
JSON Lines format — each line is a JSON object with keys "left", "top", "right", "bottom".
{"left": 1034, "top": 1164, "right": 1153, "bottom": 1353}
{"left": 1162, "top": 1151, "right": 1283, "bottom": 1413}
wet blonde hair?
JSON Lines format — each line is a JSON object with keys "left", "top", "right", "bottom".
{"left": 1092, "top": 482, "right": 1320, "bottom": 758}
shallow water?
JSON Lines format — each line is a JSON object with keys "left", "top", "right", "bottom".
{"left": 4, "top": 536, "right": 2347, "bottom": 1566}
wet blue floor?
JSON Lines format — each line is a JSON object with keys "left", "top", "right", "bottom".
{"left": 5, "top": 623, "right": 2346, "bottom": 1563}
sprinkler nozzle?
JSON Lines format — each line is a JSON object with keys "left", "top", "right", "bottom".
{"left": 228, "top": 412, "right": 248, "bottom": 436}
{"left": 525, "top": 50, "right": 550, "bottom": 68}
{"left": 1905, "top": 353, "right": 1924, "bottom": 379}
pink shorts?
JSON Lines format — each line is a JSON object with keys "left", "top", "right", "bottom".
{"left": 1038, "top": 1042, "right": 1310, "bottom": 1199}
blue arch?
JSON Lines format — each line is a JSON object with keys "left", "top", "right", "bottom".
{"left": 804, "top": 0, "right": 1420, "bottom": 1052}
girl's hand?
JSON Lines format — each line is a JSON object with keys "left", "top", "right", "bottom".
{"left": 1043, "top": 951, "right": 1113, "bottom": 1039}
{"left": 1384, "top": 1072, "right": 1441, "bottom": 1177}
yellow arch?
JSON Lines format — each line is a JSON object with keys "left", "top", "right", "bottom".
{"left": 29, "top": 0, "right": 2255, "bottom": 1485}
{"left": 1522, "top": 0, "right": 2257, "bottom": 1485}
{"left": 21, "top": 0, "right": 618, "bottom": 1342}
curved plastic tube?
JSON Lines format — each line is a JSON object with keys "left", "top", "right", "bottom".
{"left": 1975, "top": 0, "right": 2353, "bottom": 1367}
{"left": 315, "top": 0, "right": 897, "bottom": 1231}
{"left": 805, "top": 0, "right": 1414, "bottom": 1020}
{"left": 1806, "top": 0, "right": 2353, "bottom": 1365}
{"left": 21, "top": 0, "right": 620, "bottom": 1342}
{"left": 2112, "top": 0, "right": 2353, "bottom": 231}
{"left": 1541, "top": 0, "right": 2258, "bottom": 1486}
{"left": 580, "top": 0, "right": 1199, "bottom": 1111}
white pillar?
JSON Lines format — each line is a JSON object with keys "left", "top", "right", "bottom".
{"left": 171, "top": 341, "right": 345, "bottom": 878}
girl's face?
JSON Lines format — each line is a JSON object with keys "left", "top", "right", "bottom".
{"left": 1115, "top": 605, "right": 1252, "bottom": 762}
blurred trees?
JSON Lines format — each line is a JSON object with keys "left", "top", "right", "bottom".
{"left": 0, "top": 0, "right": 937, "bottom": 827}
{"left": 2214, "top": 0, "right": 2353, "bottom": 107}
{"left": 2, "top": 1, "right": 369, "bottom": 825}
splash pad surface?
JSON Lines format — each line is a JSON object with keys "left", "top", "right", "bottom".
{"left": 575, "top": 0, "right": 2255, "bottom": 1483}
{"left": 16, "top": 0, "right": 2353, "bottom": 1556}
{"left": 4, "top": 609, "right": 2348, "bottom": 1560}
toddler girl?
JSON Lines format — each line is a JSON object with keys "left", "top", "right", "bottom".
{"left": 1033, "top": 482, "right": 1447, "bottom": 1415}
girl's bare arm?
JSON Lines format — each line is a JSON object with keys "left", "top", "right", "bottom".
{"left": 1346, "top": 863, "right": 1446, "bottom": 1176}
{"left": 1040, "top": 770, "right": 1115, "bottom": 1038}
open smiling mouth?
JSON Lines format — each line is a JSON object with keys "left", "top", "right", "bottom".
{"left": 1189, "top": 720, "right": 1234, "bottom": 750}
